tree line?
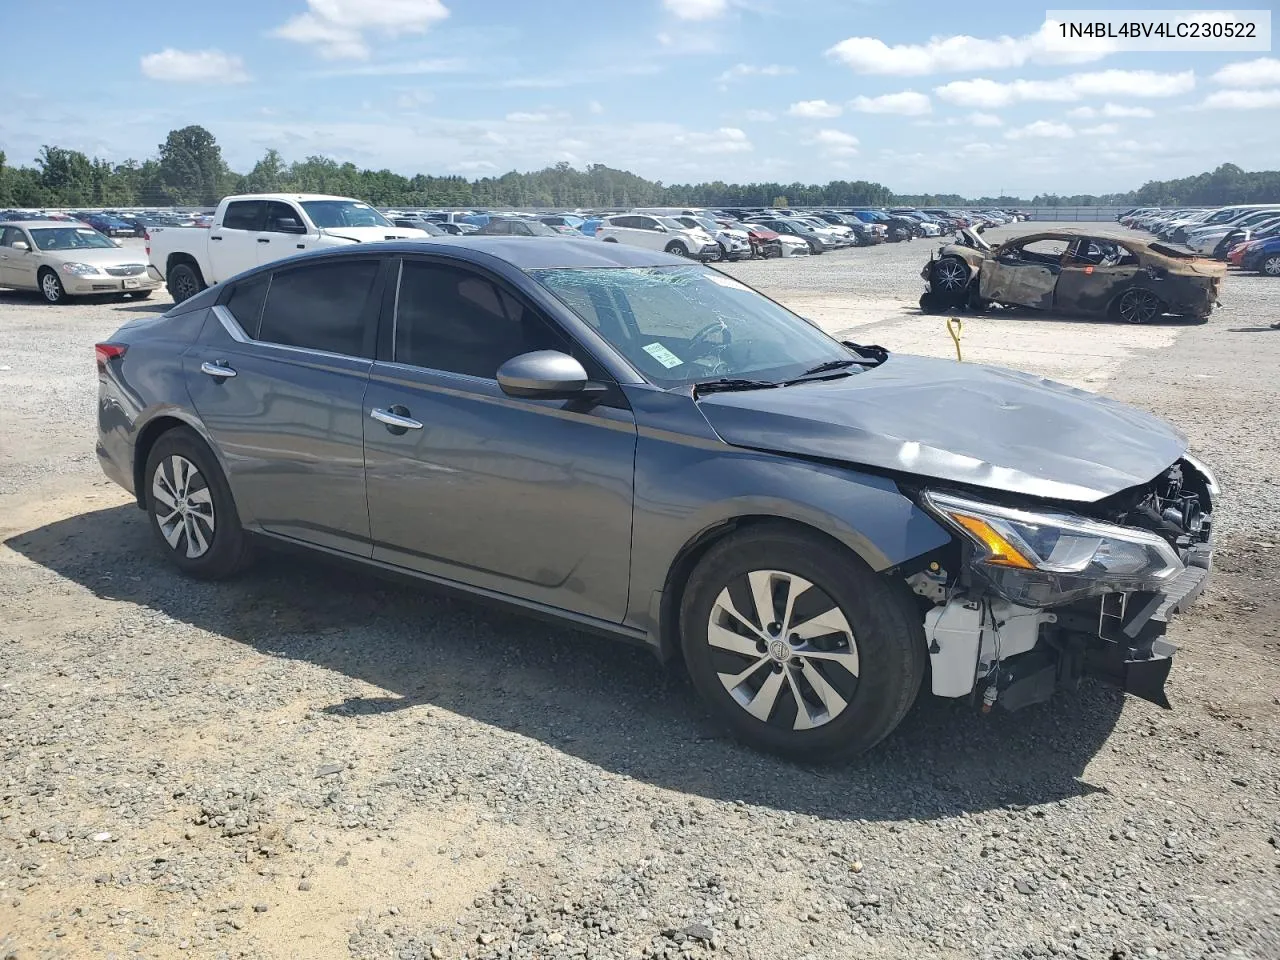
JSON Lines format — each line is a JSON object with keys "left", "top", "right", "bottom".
{"left": 2, "top": 125, "right": 1277, "bottom": 211}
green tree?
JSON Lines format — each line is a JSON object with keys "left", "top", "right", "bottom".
{"left": 35, "top": 145, "right": 94, "bottom": 205}
{"left": 157, "top": 125, "right": 227, "bottom": 205}
{"left": 243, "top": 149, "right": 286, "bottom": 193}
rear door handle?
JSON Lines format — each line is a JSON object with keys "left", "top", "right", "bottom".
{"left": 370, "top": 407, "right": 423, "bottom": 431}
{"left": 257, "top": 238, "right": 270, "bottom": 244}
{"left": 200, "top": 361, "right": 237, "bottom": 379}
{"left": 210, "top": 235, "right": 222, "bottom": 241}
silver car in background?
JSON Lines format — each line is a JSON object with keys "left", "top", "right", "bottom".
{"left": 0, "top": 220, "right": 160, "bottom": 303}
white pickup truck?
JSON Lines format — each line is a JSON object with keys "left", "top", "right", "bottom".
{"left": 146, "top": 193, "right": 428, "bottom": 302}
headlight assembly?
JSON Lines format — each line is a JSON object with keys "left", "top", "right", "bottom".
{"left": 60, "top": 262, "right": 101, "bottom": 276}
{"left": 924, "top": 490, "right": 1183, "bottom": 604}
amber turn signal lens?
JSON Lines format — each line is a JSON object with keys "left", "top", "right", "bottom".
{"left": 949, "top": 513, "right": 1036, "bottom": 569}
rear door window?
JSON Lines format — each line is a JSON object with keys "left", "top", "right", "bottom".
{"left": 221, "top": 201, "right": 265, "bottom": 231}
{"left": 257, "top": 259, "right": 380, "bottom": 357}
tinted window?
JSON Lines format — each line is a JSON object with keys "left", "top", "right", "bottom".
{"left": 222, "top": 201, "right": 264, "bottom": 231}
{"left": 263, "top": 201, "right": 304, "bottom": 232}
{"left": 258, "top": 259, "right": 379, "bottom": 356}
{"left": 395, "top": 261, "right": 565, "bottom": 378}
{"left": 226, "top": 276, "right": 269, "bottom": 335}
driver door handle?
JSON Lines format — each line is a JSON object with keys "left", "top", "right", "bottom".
{"left": 370, "top": 407, "right": 423, "bottom": 430}
{"left": 257, "top": 238, "right": 271, "bottom": 244}
{"left": 200, "top": 361, "right": 237, "bottom": 379}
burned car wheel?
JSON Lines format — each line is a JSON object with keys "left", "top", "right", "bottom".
{"left": 680, "top": 525, "right": 924, "bottom": 762}
{"left": 1111, "top": 288, "right": 1163, "bottom": 324}
{"left": 931, "top": 256, "right": 971, "bottom": 305}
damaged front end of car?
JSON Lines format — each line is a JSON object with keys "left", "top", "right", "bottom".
{"left": 904, "top": 456, "right": 1217, "bottom": 713}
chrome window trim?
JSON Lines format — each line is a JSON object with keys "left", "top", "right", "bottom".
{"left": 211, "top": 302, "right": 369, "bottom": 365}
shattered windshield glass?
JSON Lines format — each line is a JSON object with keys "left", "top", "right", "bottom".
{"left": 530, "top": 265, "right": 850, "bottom": 388}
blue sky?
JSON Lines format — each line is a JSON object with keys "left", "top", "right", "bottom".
{"left": 1, "top": 0, "right": 1278, "bottom": 195}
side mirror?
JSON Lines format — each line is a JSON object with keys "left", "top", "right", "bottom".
{"left": 497, "top": 350, "right": 598, "bottom": 400}
{"left": 275, "top": 218, "right": 307, "bottom": 234}
{"left": 113, "top": 239, "right": 123, "bottom": 247}
{"left": 656, "top": 224, "right": 668, "bottom": 233}
{"left": 11, "top": 241, "right": 29, "bottom": 252}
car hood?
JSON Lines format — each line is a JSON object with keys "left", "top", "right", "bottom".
{"left": 321, "top": 226, "right": 430, "bottom": 243}
{"left": 38, "top": 246, "right": 146, "bottom": 266}
{"left": 695, "top": 354, "right": 1187, "bottom": 503}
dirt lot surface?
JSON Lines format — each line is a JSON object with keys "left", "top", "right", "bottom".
{"left": 2, "top": 225, "right": 1278, "bottom": 960}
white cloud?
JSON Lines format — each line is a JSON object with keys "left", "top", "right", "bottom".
{"left": 826, "top": 20, "right": 1112, "bottom": 76}
{"left": 849, "top": 90, "right": 931, "bottom": 115}
{"left": 716, "top": 63, "right": 795, "bottom": 82}
{"left": 673, "top": 126, "right": 753, "bottom": 153}
{"left": 662, "top": 0, "right": 727, "bottom": 19}
{"left": 1005, "top": 120, "right": 1075, "bottom": 140}
{"left": 744, "top": 109, "right": 777, "bottom": 122}
{"left": 968, "top": 111, "right": 1002, "bottom": 127}
{"left": 936, "top": 70, "right": 1195, "bottom": 108}
{"left": 1080, "top": 123, "right": 1120, "bottom": 135}
{"left": 274, "top": 0, "right": 449, "bottom": 60}
{"left": 1212, "top": 57, "right": 1280, "bottom": 88}
{"left": 314, "top": 57, "right": 467, "bottom": 77}
{"left": 588, "top": 100, "right": 604, "bottom": 115}
{"left": 1068, "top": 103, "right": 1155, "bottom": 119}
{"left": 788, "top": 99, "right": 843, "bottom": 118}
{"left": 140, "top": 49, "right": 250, "bottom": 84}
{"left": 506, "top": 112, "right": 551, "bottom": 123}
{"left": 1201, "top": 88, "right": 1280, "bottom": 110}
{"left": 808, "top": 129, "right": 859, "bottom": 156}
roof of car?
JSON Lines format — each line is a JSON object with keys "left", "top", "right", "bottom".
{"left": 272, "top": 235, "right": 690, "bottom": 271}
{"left": 0, "top": 219, "right": 90, "bottom": 229}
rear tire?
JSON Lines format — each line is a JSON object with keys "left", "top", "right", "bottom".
{"left": 1263, "top": 254, "right": 1280, "bottom": 277}
{"left": 144, "top": 427, "right": 251, "bottom": 579}
{"left": 167, "top": 263, "right": 205, "bottom": 304}
{"left": 679, "top": 524, "right": 925, "bottom": 762}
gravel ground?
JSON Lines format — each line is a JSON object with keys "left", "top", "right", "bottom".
{"left": 1, "top": 226, "right": 1278, "bottom": 960}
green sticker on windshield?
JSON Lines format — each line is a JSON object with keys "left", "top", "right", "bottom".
{"left": 642, "top": 342, "right": 683, "bottom": 369}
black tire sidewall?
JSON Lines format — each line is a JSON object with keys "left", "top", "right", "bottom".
{"left": 168, "top": 265, "right": 200, "bottom": 303}
{"left": 143, "top": 428, "right": 249, "bottom": 579}
{"left": 680, "top": 526, "right": 925, "bottom": 762}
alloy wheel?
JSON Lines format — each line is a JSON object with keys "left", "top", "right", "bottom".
{"left": 151, "top": 454, "right": 216, "bottom": 559}
{"left": 1264, "top": 255, "right": 1280, "bottom": 277}
{"left": 707, "top": 569, "right": 859, "bottom": 731}
{"left": 172, "top": 269, "right": 198, "bottom": 301}
{"left": 933, "top": 258, "right": 968, "bottom": 292}
{"left": 1116, "top": 288, "right": 1162, "bottom": 323}
{"left": 41, "top": 272, "right": 63, "bottom": 303}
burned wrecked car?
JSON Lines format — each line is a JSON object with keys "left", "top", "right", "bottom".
{"left": 920, "top": 228, "right": 1224, "bottom": 322}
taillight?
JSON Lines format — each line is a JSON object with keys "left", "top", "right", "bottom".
{"left": 95, "top": 343, "right": 127, "bottom": 371}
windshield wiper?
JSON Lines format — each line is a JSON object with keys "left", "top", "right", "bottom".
{"left": 781, "top": 358, "right": 861, "bottom": 386}
{"left": 693, "top": 378, "right": 778, "bottom": 397}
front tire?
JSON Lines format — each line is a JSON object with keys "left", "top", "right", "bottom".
{"left": 931, "top": 256, "right": 971, "bottom": 307}
{"left": 167, "top": 263, "right": 205, "bottom": 304}
{"left": 144, "top": 428, "right": 250, "bottom": 579}
{"left": 664, "top": 242, "right": 689, "bottom": 257}
{"left": 680, "top": 525, "right": 925, "bottom": 762}
{"left": 39, "top": 269, "right": 66, "bottom": 304}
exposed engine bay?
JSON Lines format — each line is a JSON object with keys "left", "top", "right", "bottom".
{"left": 907, "top": 458, "right": 1215, "bottom": 714}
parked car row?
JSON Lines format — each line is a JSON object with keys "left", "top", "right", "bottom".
{"left": 1119, "top": 204, "right": 1280, "bottom": 276}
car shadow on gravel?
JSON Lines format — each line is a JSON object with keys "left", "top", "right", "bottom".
{"left": 8, "top": 504, "right": 1123, "bottom": 822}
{"left": 920, "top": 306, "right": 1209, "bottom": 326}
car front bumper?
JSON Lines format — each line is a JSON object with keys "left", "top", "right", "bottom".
{"left": 65, "top": 274, "right": 162, "bottom": 295}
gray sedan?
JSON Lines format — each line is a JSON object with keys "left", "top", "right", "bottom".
{"left": 94, "top": 238, "right": 1216, "bottom": 759}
